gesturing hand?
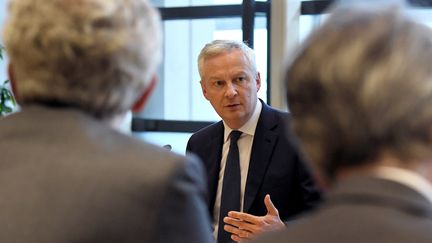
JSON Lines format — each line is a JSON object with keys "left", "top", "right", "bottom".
{"left": 223, "top": 194, "right": 285, "bottom": 242}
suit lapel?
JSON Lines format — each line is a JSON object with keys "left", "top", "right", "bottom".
{"left": 206, "top": 122, "right": 224, "bottom": 213}
{"left": 243, "top": 102, "right": 279, "bottom": 212}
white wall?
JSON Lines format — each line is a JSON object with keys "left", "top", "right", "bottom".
{"left": 270, "top": 0, "right": 301, "bottom": 111}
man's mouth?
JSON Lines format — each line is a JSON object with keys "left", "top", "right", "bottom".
{"left": 226, "top": 103, "right": 240, "bottom": 108}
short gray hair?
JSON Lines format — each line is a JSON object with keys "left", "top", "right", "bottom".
{"left": 286, "top": 5, "right": 432, "bottom": 180}
{"left": 197, "top": 40, "right": 257, "bottom": 78}
{"left": 3, "top": 0, "right": 162, "bottom": 118}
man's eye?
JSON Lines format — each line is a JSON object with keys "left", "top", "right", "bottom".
{"left": 214, "top": 81, "right": 224, "bottom": 87}
{"left": 236, "top": 77, "right": 246, "bottom": 83}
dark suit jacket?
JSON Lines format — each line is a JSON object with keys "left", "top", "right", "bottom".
{"left": 186, "top": 101, "right": 321, "bottom": 222}
{"left": 0, "top": 105, "right": 213, "bottom": 243}
{"left": 254, "top": 174, "right": 432, "bottom": 243}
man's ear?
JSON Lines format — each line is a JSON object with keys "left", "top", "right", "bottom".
{"left": 132, "top": 75, "right": 157, "bottom": 113}
{"left": 8, "top": 63, "right": 19, "bottom": 102}
{"left": 200, "top": 80, "right": 209, "bottom": 101}
{"left": 255, "top": 71, "right": 261, "bottom": 92}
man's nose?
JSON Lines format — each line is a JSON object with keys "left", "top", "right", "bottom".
{"left": 225, "top": 82, "right": 238, "bottom": 97}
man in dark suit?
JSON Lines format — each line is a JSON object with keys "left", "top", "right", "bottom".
{"left": 0, "top": 0, "right": 213, "bottom": 242}
{"left": 254, "top": 3, "right": 432, "bottom": 243}
{"left": 186, "top": 40, "right": 321, "bottom": 243}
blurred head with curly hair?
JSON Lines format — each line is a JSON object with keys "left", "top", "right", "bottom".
{"left": 4, "top": 0, "right": 162, "bottom": 121}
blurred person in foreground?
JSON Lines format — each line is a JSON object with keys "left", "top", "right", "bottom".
{"left": 0, "top": 0, "right": 213, "bottom": 242}
{"left": 186, "top": 40, "right": 322, "bottom": 243}
{"left": 253, "top": 2, "right": 432, "bottom": 243}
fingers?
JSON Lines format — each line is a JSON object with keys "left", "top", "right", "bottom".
{"left": 231, "top": 233, "right": 251, "bottom": 243}
{"left": 224, "top": 224, "right": 254, "bottom": 242}
{"left": 264, "top": 194, "right": 279, "bottom": 216}
{"left": 224, "top": 224, "right": 253, "bottom": 238}
{"left": 224, "top": 215, "right": 259, "bottom": 232}
{"left": 231, "top": 234, "right": 243, "bottom": 242}
{"left": 224, "top": 216, "right": 268, "bottom": 240}
{"left": 227, "top": 211, "right": 260, "bottom": 224}
{"left": 231, "top": 233, "right": 250, "bottom": 243}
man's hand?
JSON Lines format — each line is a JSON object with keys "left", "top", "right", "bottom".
{"left": 223, "top": 194, "right": 285, "bottom": 242}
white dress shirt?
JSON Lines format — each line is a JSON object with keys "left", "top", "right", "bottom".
{"left": 212, "top": 99, "right": 262, "bottom": 239}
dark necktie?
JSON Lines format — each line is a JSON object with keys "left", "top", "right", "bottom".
{"left": 217, "top": 130, "right": 242, "bottom": 243}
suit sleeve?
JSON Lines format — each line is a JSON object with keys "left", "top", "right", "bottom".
{"left": 185, "top": 137, "right": 193, "bottom": 154}
{"left": 152, "top": 155, "right": 213, "bottom": 243}
{"left": 185, "top": 133, "right": 199, "bottom": 156}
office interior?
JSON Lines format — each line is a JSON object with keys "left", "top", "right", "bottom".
{"left": 1, "top": 0, "right": 431, "bottom": 154}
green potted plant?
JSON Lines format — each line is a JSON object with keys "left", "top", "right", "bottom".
{"left": 0, "top": 44, "right": 16, "bottom": 116}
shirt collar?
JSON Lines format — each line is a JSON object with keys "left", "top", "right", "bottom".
{"left": 223, "top": 99, "right": 262, "bottom": 142}
{"left": 373, "top": 166, "right": 432, "bottom": 204}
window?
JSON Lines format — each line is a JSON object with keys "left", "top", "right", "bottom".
{"left": 0, "top": 2, "right": 8, "bottom": 84}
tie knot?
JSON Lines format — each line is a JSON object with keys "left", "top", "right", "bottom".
{"left": 230, "top": 130, "right": 242, "bottom": 143}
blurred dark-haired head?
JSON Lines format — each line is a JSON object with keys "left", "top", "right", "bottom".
{"left": 285, "top": 3, "right": 432, "bottom": 182}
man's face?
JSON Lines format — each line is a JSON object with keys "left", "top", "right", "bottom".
{"left": 200, "top": 50, "right": 261, "bottom": 129}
